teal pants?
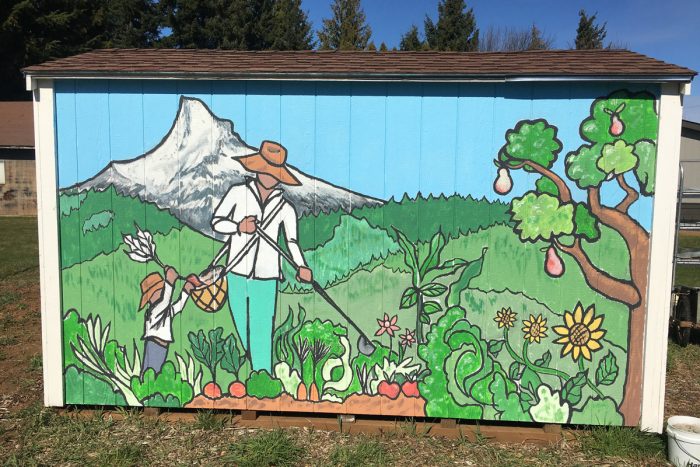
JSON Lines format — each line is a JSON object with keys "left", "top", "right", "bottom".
{"left": 227, "top": 273, "right": 278, "bottom": 372}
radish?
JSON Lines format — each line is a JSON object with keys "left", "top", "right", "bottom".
{"left": 228, "top": 381, "right": 246, "bottom": 398}
{"left": 378, "top": 381, "right": 401, "bottom": 400}
{"left": 401, "top": 381, "right": 420, "bottom": 398}
{"left": 203, "top": 382, "right": 222, "bottom": 399}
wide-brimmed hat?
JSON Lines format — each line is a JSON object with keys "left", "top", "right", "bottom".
{"left": 139, "top": 272, "right": 164, "bottom": 309}
{"left": 236, "top": 141, "right": 301, "bottom": 186}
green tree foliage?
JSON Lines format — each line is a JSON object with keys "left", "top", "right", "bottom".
{"left": 399, "top": 25, "right": 424, "bottom": 51}
{"left": 0, "top": 0, "right": 160, "bottom": 100}
{"left": 575, "top": 9, "right": 607, "bottom": 50}
{"left": 565, "top": 90, "right": 658, "bottom": 192}
{"left": 160, "top": 0, "right": 250, "bottom": 49}
{"left": 266, "top": 0, "right": 313, "bottom": 49}
{"left": 424, "top": 0, "right": 479, "bottom": 51}
{"left": 317, "top": 0, "right": 372, "bottom": 50}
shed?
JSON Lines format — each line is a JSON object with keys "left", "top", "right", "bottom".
{"left": 0, "top": 101, "right": 36, "bottom": 216}
{"left": 24, "top": 49, "right": 695, "bottom": 433}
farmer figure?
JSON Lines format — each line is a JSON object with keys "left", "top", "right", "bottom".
{"left": 139, "top": 266, "right": 195, "bottom": 374}
{"left": 212, "top": 141, "right": 312, "bottom": 372}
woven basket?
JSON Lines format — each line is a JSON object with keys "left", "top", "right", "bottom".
{"left": 190, "top": 276, "right": 228, "bottom": 313}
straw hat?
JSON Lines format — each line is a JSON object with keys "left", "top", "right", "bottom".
{"left": 236, "top": 141, "right": 301, "bottom": 186}
{"left": 139, "top": 272, "right": 165, "bottom": 309}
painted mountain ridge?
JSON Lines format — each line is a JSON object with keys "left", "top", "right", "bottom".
{"left": 69, "top": 96, "right": 384, "bottom": 238}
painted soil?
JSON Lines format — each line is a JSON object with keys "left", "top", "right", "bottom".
{"left": 186, "top": 393, "right": 426, "bottom": 417}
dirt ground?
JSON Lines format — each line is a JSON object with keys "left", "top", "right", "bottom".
{"left": 1, "top": 217, "right": 699, "bottom": 465}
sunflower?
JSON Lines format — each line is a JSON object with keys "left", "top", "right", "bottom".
{"left": 522, "top": 314, "right": 548, "bottom": 343}
{"left": 494, "top": 307, "right": 517, "bottom": 328}
{"left": 553, "top": 303, "right": 606, "bottom": 361}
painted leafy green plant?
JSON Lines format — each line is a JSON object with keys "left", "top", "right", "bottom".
{"left": 294, "top": 319, "right": 348, "bottom": 393}
{"left": 188, "top": 328, "right": 226, "bottom": 383}
{"left": 394, "top": 225, "right": 487, "bottom": 343}
{"left": 131, "top": 361, "right": 193, "bottom": 405}
{"left": 246, "top": 370, "right": 283, "bottom": 399}
{"left": 418, "top": 306, "right": 518, "bottom": 419}
{"left": 272, "top": 304, "right": 306, "bottom": 373}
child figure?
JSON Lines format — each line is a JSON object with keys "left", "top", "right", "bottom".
{"left": 139, "top": 266, "right": 194, "bottom": 374}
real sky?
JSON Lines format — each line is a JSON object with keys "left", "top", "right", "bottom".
{"left": 302, "top": 0, "right": 700, "bottom": 120}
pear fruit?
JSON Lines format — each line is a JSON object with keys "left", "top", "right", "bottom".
{"left": 609, "top": 114, "right": 625, "bottom": 136}
{"left": 493, "top": 167, "right": 513, "bottom": 195}
{"left": 544, "top": 245, "right": 564, "bottom": 278}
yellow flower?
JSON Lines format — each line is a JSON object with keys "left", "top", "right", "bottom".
{"left": 522, "top": 314, "right": 548, "bottom": 343}
{"left": 494, "top": 307, "right": 517, "bottom": 328}
{"left": 553, "top": 303, "right": 606, "bottom": 361}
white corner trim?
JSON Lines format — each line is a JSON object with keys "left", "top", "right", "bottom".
{"left": 641, "top": 83, "right": 683, "bottom": 433}
{"left": 33, "top": 79, "right": 64, "bottom": 407}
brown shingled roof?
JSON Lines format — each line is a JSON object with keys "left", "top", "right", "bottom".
{"left": 0, "top": 102, "right": 34, "bottom": 148}
{"left": 23, "top": 49, "right": 696, "bottom": 81}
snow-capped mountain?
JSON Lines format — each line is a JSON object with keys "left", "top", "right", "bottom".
{"left": 69, "top": 96, "right": 384, "bottom": 238}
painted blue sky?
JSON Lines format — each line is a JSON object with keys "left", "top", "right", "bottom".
{"left": 54, "top": 80, "right": 656, "bottom": 229}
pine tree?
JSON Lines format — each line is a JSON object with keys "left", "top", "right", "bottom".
{"left": 528, "top": 25, "right": 549, "bottom": 50}
{"left": 317, "top": 0, "right": 372, "bottom": 50}
{"left": 100, "top": 0, "right": 161, "bottom": 48}
{"left": 575, "top": 9, "right": 607, "bottom": 49}
{"left": 265, "top": 0, "right": 313, "bottom": 50}
{"left": 1, "top": 0, "right": 161, "bottom": 100}
{"left": 424, "top": 0, "right": 478, "bottom": 51}
{"left": 399, "top": 25, "right": 423, "bottom": 51}
{"left": 379, "top": 42, "right": 388, "bottom": 51}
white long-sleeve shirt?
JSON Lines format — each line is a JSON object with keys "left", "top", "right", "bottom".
{"left": 143, "top": 282, "right": 188, "bottom": 343}
{"left": 211, "top": 178, "right": 306, "bottom": 279}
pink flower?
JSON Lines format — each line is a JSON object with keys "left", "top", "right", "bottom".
{"left": 399, "top": 329, "right": 416, "bottom": 347}
{"left": 375, "top": 313, "right": 400, "bottom": 337}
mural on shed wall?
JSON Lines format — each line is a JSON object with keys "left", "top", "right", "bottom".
{"left": 56, "top": 81, "right": 659, "bottom": 426}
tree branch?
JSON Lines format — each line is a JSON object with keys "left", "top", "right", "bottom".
{"left": 553, "top": 237, "right": 640, "bottom": 307}
{"left": 508, "top": 160, "right": 572, "bottom": 203}
{"left": 615, "top": 175, "right": 639, "bottom": 214}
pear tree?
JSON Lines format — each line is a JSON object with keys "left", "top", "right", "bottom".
{"left": 493, "top": 90, "right": 658, "bottom": 425}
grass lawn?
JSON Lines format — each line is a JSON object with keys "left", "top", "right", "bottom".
{"left": 675, "top": 231, "right": 700, "bottom": 287}
{"left": 2, "top": 216, "right": 699, "bottom": 465}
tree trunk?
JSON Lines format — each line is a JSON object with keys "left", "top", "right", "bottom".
{"left": 619, "top": 301, "right": 645, "bottom": 425}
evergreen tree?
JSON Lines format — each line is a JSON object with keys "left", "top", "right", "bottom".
{"left": 367, "top": 41, "right": 376, "bottom": 51}
{"left": 266, "top": 0, "right": 313, "bottom": 50}
{"left": 160, "top": 0, "right": 250, "bottom": 49}
{"left": 317, "top": 0, "right": 372, "bottom": 50}
{"left": 1, "top": 0, "right": 161, "bottom": 100}
{"left": 379, "top": 42, "right": 387, "bottom": 51}
{"left": 528, "top": 24, "right": 549, "bottom": 50}
{"left": 424, "top": 0, "right": 478, "bottom": 51}
{"left": 399, "top": 25, "right": 423, "bottom": 51}
{"left": 100, "top": 0, "right": 161, "bottom": 48}
{"left": 575, "top": 9, "right": 607, "bottom": 49}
